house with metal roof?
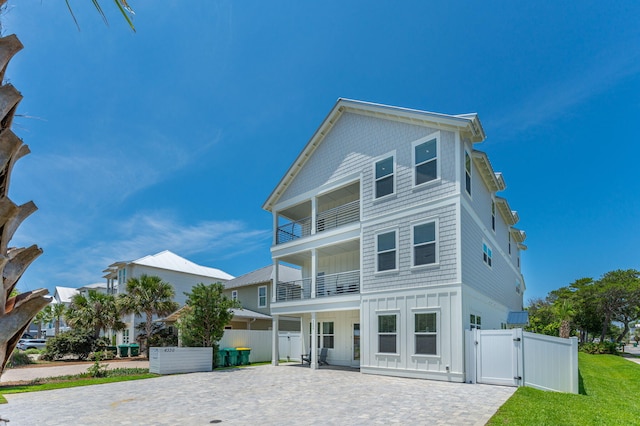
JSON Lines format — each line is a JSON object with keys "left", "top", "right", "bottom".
{"left": 103, "top": 250, "right": 234, "bottom": 346}
{"left": 222, "top": 264, "right": 302, "bottom": 331}
{"left": 264, "top": 99, "right": 527, "bottom": 382}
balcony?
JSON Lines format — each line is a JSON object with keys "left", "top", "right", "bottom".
{"left": 275, "top": 270, "right": 360, "bottom": 302}
{"left": 276, "top": 200, "right": 360, "bottom": 245}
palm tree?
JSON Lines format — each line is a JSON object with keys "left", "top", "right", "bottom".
{"left": 554, "top": 300, "right": 575, "bottom": 339}
{"left": 66, "top": 290, "right": 125, "bottom": 339}
{"left": 51, "top": 302, "right": 66, "bottom": 336}
{"left": 119, "top": 275, "right": 179, "bottom": 356}
{"left": 33, "top": 305, "right": 53, "bottom": 338}
{"left": 0, "top": 0, "right": 135, "bottom": 379}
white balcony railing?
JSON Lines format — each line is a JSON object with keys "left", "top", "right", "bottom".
{"left": 316, "top": 270, "right": 360, "bottom": 297}
{"left": 276, "top": 271, "right": 360, "bottom": 302}
{"left": 276, "top": 200, "right": 359, "bottom": 245}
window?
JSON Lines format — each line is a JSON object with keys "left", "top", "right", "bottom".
{"left": 378, "top": 314, "right": 397, "bottom": 353}
{"left": 415, "top": 313, "right": 437, "bottom": 355}
{"left": 231, "top": 290, "right": 238, "bottom": 301}
{"left": 376, "top": 231, "right": 397, "bottom": 272}
{"left": 483, "top": 242, "right": 492, "bottom": 268}
{"left": 516, "top": 279, "right": 521, "bottom": 294}
{"left": 413, "top": 136, "right": 438, "bottom": 186}
{"left": 470, "top": 314, "right": 482, "bottom": 330}
{"left": 118, "top": 268, "right": 126, "bottom": 286}
{"left": 258, "top": 286, "right": 267, "bottom": 308}
{"left": 465, "top": 151, "right": 471, "bottom": 195}
{"left": 375, "top": 156, "right": 394, "bottom": 198}
{"left": 508, "top": 232, "right": 512, "bottom": 255}
{"left": 122, "top": 329, "right": 130, "bottom": 344}
{"left": 412, "top": 221, "right": 437, "bottom": 266}
{"left": 322, "top": 322, "right": 334, "bottom": 349}
{"left": 491, "top": 199, "right": 496, "bottom": 232}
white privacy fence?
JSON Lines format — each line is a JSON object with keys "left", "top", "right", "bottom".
{"left": 218, "top": 330, "right": 272, "bottom": 363}
{"left": 466, "top": 328, "right": 578, "bottom": 394}
{"left": 522, "top": 331, "right": 578, "bottom": 393}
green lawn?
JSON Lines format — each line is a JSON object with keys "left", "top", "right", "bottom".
{"left": 488, "top": 353, "right": 640, "bottom": 425}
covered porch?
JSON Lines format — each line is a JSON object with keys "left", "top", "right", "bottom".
{"left": 271, "top": 308, "right": 360, "bottom": 370}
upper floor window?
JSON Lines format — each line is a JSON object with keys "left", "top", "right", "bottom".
{"left": 516, "top": 279, "right": 521, "bottom": 294}
{"left": 415, "top": 312, "right": 437, "bottom": 355}
{"left": 231, "top": 290, "right": 238, "bottom": 302}
{"left": 483, "top": 242, "right": 493, "bottom": 268}
{"left": 508, "top": 232, "right": 512, "bottom": 255}
{"left": 491, "top": 199, "right": 496, "bottom": 232}
{"left": 413, "top": 134, "right": 439, "bottom": 186}
{"left": 258, "top": 286, "right": 267, "bottom": 308}
{"left": 376, "top": 230, "right": 397, "bottom": 272}
{"left": 378, "top": 314, "right": 397, "bottom": 354}
{"left": 412, "top": 221, "right": 437, "bottom": 267}
{"left": 465, "top": 151, "right": 471, "bottom": 195}
{"left": 374, "top": 155, "right": 395, "bottom": 199}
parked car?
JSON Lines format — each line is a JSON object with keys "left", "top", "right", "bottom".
{"left": 21, "top": 332, "right": 33, "bottom": 339}
{"left": 17, "top": 339, "right": 47, "bottom": 350}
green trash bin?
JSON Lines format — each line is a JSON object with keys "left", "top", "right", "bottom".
{"left": 225, "top": 348, "right": 239, "bottom": 366}
{"left": 236, "top": 347, "right": 251, "bottom": 365}
{"left": 217, "top": 349, "right": 228, "bottom": 367}
{"left": 129, "top": 343, "right": 140, "bottom": 357}
{"left": 118, "top": 344, "right": 129, "bottom": 357}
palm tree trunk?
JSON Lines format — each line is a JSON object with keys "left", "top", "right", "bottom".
{"left": 0, "top": 25, "right": 49, "bottom": 378}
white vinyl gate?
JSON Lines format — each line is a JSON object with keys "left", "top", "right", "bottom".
{"left": 278, "top": 332, "right": 302, "bottom": 361}
{"left": 466, "top": 328, "right": 578, "bottom": 394}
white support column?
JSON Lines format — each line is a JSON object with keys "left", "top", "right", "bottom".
{"left": 311, "top": 248, "right": 317, "bottom": 299}
{"left": 311, "top": 197, "right": 317, "bottom": 235}
{"left": 272, "top": 260, "right": 278, "bottom": 303}
{"left": 272, "top": 211, "right": 278, "bottom": 245}
{"left": 311, "top": 312, "right": 318, "bottom": 370}
{"left": 272, "top": 315, "right": 280, "bottom": 366}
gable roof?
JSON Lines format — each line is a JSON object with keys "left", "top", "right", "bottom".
{"left": 53, "top": 286, "right": 78, "bottom": 304}
{"left": 263, "top": 98, "right": 487, "bottom": 212}
{"left": 107, "top": 250, "right": 234, "bottom": 281}
{"left": 224, "top": 264, "right": 302, "bottom": 290}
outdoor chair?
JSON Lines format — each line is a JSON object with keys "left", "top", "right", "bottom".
{"left": 301, "top": 351, "right": 311, "bottom": 365}
{"left": 318, "top": 347, "right": 329, "bottom": 366}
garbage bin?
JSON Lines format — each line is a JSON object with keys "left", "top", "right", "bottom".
{"left": 236, "top": 347, "right": 251, "bottom": 365}
{"left": 129, "top": 343, "right": 140, "bottom": 357}
{"left": 118, "top": 344, "right": 129, "bottom": 357}
{"left": 634, "top": 342, "right": 638, "bottom": 348}
{"left": 224, "top": 348, "right": 239, "bottom": 366}
{"left": 217, "top": 348, "right": 228, "bottom": 367}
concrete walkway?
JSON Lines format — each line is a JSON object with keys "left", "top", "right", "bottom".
{"left": 0, "top": 363, "right": 515, "bottom": 425}
{"left": 1, "top": 359, "right": 150, "bottom": 383}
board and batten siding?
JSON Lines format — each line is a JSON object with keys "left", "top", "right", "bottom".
{"left": 361, "top": 203, "right": 458, "bottom": 294}
{"left": 360, "top": 286, "right": 464, "bottom": 381}
{"left": 278, "top": 112, "right": 452, "bottom": 206}
{"left": 460, "top": 207, "right": 522, "bottom": 311}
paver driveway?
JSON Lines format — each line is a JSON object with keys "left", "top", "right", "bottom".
{"left": 1, "top": 364, "right": 515, "bottom": 425}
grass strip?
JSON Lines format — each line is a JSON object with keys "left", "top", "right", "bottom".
{"left": 0, "top": 373, "right": 158, "bottom": 402}
{"left": 488, "top": 352, "right": 640, "bottom": 425}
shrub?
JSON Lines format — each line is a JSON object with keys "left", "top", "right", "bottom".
{"left": 7, "top": 350, "right": 33, "bottom": 368}
{"left": 579, "top": 341, "right": 619, "bottom": 355}
{"left": 42, "top": 329, "right": 98, "bottom": 360}
{"left": 89, "top": 350, "right": 115, "bottom": 361}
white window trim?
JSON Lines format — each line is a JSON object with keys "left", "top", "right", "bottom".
{"left": 470, "top": 313, "right": 482, "bottom": 330}
{"left": 411, "top": 132, "right": 441, "bottom": 189}
{"left": 373, "top": 151, "right": 396, "bottom": 201}
{"left": 231, "top": 290, "right": 238, "bottom": 301}
{"left": 375, "top": 228, "right": 399, "bottom": 274}
{"left": 376, "top": 312, "right": 399, "bottom": 356}
{"left": 258, "top": 285, "right": 267, "bottom": 308}
{"left": 410, "top": 218, "right": 439, "bottom": 269}
{"left": 412, "top": 310, "right": 440, "bottom": 357}
{"left": 464, "top": 150, "right": 472, "bottom": 197}
{"left": 482, "top": 241, "right": 493, "bottom": 269}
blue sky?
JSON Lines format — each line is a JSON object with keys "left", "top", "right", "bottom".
{"left": 3, "top": 1, "right": 640, "bottom": 303}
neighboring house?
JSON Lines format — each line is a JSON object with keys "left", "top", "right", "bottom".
{"left": 103, "top": 250, "right": 234, "bottom": 345}
{"left": 263, "top": 99, "right": 527, "bottom": 382}
{"left": 223, "top": 264, "right": 302, "bottom": 331}
{"left": 42, "top": 286, "right": 79, "bottom": 337}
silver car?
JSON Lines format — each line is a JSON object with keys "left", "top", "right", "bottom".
{"left": 17, "top": 339, "right": 47, "bottom": 350}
